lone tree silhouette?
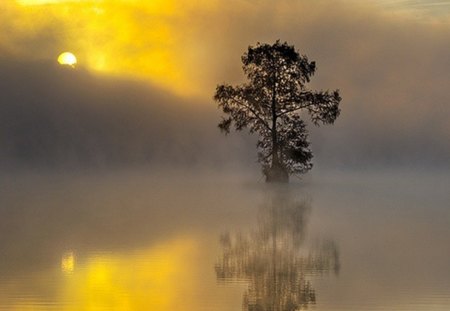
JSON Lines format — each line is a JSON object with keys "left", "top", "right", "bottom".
{"left": 214, "top": 41, "right": 341, "bottom": 182}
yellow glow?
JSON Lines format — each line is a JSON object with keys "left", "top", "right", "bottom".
{"left": 61, "top": 251, "right": 75, "bottom": 273}
{"left": 7, "top": 0, "right": 220, "bottom": 98}
{"left": 60, "top": 237, "right": 199, "bottom": 310}
{"left": 0, "top": 235, "right": 246, "bottom": 310}
{"left": 58, "top": 52, "right": 77, "bottom": 66}
{"left": 17, "top": 0, "right": 80, "bottom": 4}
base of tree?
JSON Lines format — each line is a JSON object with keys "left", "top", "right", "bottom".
{"left": 265, "top": 166, "right": 289, "bottom": 183}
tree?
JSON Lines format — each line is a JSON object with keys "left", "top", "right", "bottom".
{"left": 214, "top": 41, "right": 341, "bottom": 182}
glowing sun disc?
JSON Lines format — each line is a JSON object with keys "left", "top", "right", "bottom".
{"left": 58, "top": 52, "right": 77, "bottom": 66}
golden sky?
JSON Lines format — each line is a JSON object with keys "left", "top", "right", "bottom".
{"left": 3, "top": 0, "right": 449, "bottom": 100}
{"left": 1, "top": 0, "right": 449, "bottom": 99}
{"left": 2, "top": 0, "right": 224, "bottom": 97}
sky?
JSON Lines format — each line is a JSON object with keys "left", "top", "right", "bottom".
{"left": 1, "top": 0, "right": 449, "bottom": 170}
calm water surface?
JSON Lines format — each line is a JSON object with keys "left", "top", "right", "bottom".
{"left": 0, "top": 169, "right": 449, "bottom": 310}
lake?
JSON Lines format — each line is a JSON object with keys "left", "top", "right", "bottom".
{"left": 1, "top": 169, "right": 449, "bottom": 310}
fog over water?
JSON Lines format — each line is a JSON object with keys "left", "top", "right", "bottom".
{"left": 0, "top": 57, "right": 449, "bottom": 171}
{"left": 1, "top": 0, "right": 450, "bottom": 310}
{"left": 1, "top": 170, "right": 449, "bottom": 310}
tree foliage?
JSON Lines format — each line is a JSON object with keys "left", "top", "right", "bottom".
{"left": 214, "top": 40, "right": 341, "bottom": 182}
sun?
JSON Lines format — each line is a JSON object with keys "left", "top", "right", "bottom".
{"left": 57, "top": 52, "right": 77, "bottom": 67}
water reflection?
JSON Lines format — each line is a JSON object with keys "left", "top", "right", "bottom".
{"left": 215, "top": 188, "right": 339, "bottom": 311}
{"left": 61, "top": 251, "right": 76, "bottom": 274}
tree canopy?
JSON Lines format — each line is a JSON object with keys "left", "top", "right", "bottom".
{"left": 214, "top": 40, "right": 341, "bottom": 182}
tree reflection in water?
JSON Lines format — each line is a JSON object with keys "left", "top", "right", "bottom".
{"left": 215, "top": 189, "right": 339, "bottom": 311}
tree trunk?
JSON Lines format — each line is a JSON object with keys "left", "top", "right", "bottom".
{"left": 266, "top": 142, "right": 289, "bottom": 182}
{"left": 266, "top": 72, "right": 289, "bottom": 183}
{"left": 266, "top": 161, "right": 289, "bottom": 183}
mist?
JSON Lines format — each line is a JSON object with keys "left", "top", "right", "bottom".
{"left": 1, "top": 1, "right": 449, "bottom": 172}
{"left": 0, "top": 58, "right": 258, "bottom": 171}
{"left": 1, "top": 1, "right": 450, "bottom": 310}
{"left": 0, "top": 56, "right": 448, "bottom": 172}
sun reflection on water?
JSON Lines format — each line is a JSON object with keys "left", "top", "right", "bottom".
{"left": 59, "top": 237, "right": 198, "bottom": 310}
{"left": 61, "top": 251, "right": 75, "bottom": 274}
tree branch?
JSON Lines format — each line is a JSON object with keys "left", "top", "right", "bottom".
{"left": 227, "top": 96, "right": 272, "bottom": 132}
